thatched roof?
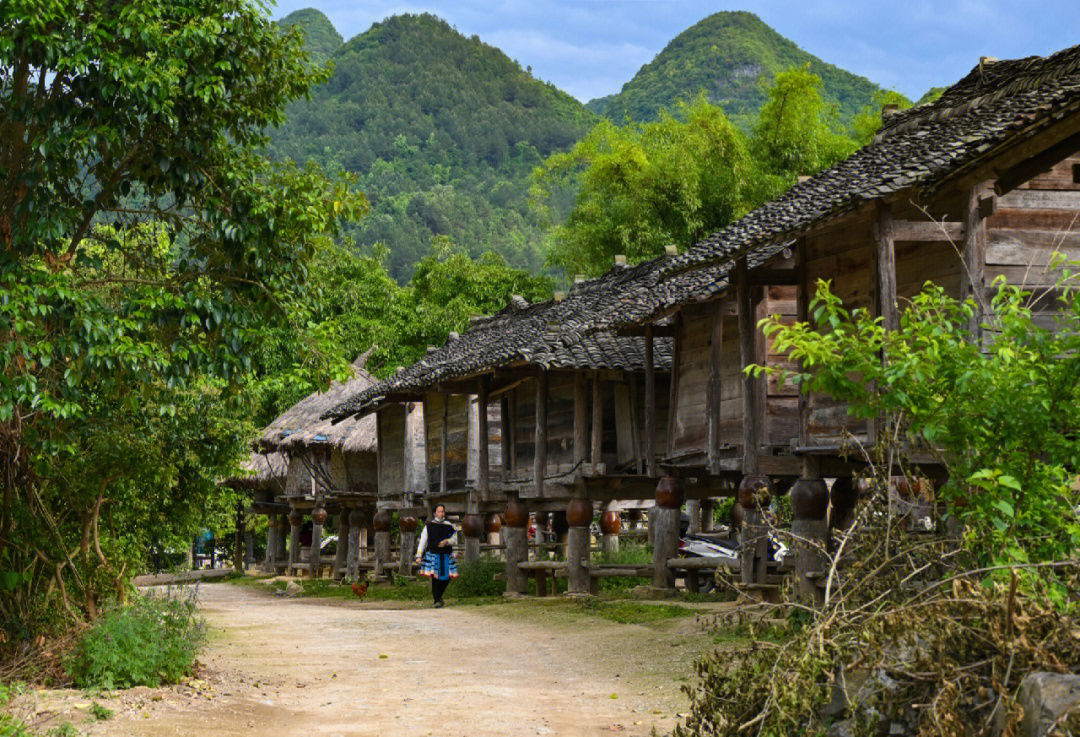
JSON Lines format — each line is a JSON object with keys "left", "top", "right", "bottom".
{"left": 259, "top": 350, "right": 379, "bottom": 455}
{"left": 222, "top": 451, "right": 288, "bottom": 492}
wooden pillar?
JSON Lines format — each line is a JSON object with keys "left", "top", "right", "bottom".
{"left": 963, "top": 183, "right": 990, "bottom": 340}
{"left": 347, "top": 508, "right": 364, "bottom": 582}
{"left": 501, "top": 395, "right": 512, "bottom": 479}
{"left": 707, "top": 300, "right": 724, "bottom": 475}
{"left": 440, "top": 395, "right": 449, "bottom": 495}
{"left": 652, "top": 478, "right": 683, "bottom": 591}
{"left": 399, "top": 516, "right": 418, "bottom": 576}
{"left": 504, "top": 496, "right": 528, "bottom": 595}
{"left": 738, "top": 476, "right": 772, "bottom": 591}
{"left": 462, "top": 514, "right": 481, "bottom": 564}
{"left": 334, "top": 510, "right": 350, "bottom": 581}
{"left": 644, "top": 324, "right": 657, "bottom": 477}
{"left": 372, "top": 509, "right": 391, "bottom": 579}
{"left": 477, "top": 377, "right": 490, "bottom": 503}
{"left": 790, "top": 478, "right": 828, "bottom": 607}
{"left": 287, "top": 507, "right": 302, "bottom": 576}
{"left": 736, "top": 257, "right": 764, "bottom": 476}
{"left": 566, "top": 498, "right": 592, "bottom": 595}
{"left": 245, "top": 529, "right": 254, "bottom": 569}
{"left": 277, "top": 515, "right": 289, "bottom": 571}
{"left": 534, "top": 369, "right": 547, "bottom": 498}
{"left": 263, "top": 514, "right": 278, "bottom": 573}
{"left": 590, "top": 372, "right": 603, "bottom": 474}
{"left": 795, "top": 237, "right": 812, "bottom": 467}
{"left": 310, "top": 504, "right": 326, "bottom": 579}
{"left": 233, "top": 502, "right": 244, "bottom": 573}
{"left": 666, "top": 313, "right": 682, "bottom": 457}
{"left": 686, "top": 499, "right": 702, "bottom": 535}
{"left": 872, "top": 203, "right": 897, "bottom": 446}
{"left": 701, "top": 499, "right": 715, "bottom": 532}
{"left": 573, "top": 371, "right": 587, "bottom": 471}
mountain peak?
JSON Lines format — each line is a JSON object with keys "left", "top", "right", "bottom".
{"left": 278, "top": 8, "right": 343, "bottom": 65}
{"left": 588, "top": 10, "right": 881, "bottom": 126}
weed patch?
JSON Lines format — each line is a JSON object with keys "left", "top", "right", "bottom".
{"left": 64, "top": 589, "right": 205, "bottom": 689}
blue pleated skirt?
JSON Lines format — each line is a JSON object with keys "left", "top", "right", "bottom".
{"left": 419, "top": 552, "right": 458, "bottom": 580}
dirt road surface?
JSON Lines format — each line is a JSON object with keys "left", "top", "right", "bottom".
{"left": 31, "top": 584, "right": 717, "bottom": 737}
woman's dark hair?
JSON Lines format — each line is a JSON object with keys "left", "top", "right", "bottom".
{"left": 433, "top": 504, "right": 446, "bottom": 513}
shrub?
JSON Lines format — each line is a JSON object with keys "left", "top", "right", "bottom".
{"left": 64, "top": 589, "right": 205, "bottom": 689}
{"left": 454, "top": 556, "right": 505, "bottom": 598}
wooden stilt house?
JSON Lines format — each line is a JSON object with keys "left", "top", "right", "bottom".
{"left": 562, "top": 45, "right": 1080, "bottom": 596}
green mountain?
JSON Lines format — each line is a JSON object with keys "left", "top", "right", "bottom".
{"left": 267, "top": 11, "right": 594, "bottom": 281}
{"left": 587, "top": 11, "right": 882, "bottom": 127}
{"left": 279, "top": 8, "right": 342, "bottom": 65}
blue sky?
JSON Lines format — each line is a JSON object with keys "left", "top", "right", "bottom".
{"left": 270, "top": 1, "right": 1080, "bottom": 102}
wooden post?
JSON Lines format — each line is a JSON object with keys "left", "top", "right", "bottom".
{"left": 504, "top": 496, "right": 528, "bottom": 595}
{"left": 478, "top": 377, "right": 490, "bottom": 501}
{"left": 440, "top": 394, "right": 449, "bottom": 495}
{"left": 666, "top": 313, "right": 682, "bottom": 456}
{"left": 651, "top": 478, "right": 682, "bottom": 591}
{"left": 399, "top": 516, "right": 417, "bottom": 576}
{"left": 347, "top": 508, "right": 364, "bottom": 581}
{"left": 707, "top": 300, "right": 724, "bottom": 474}
{"left": 591, "top": 372, "right": 603, "bottom": 474}
{"left": 277, "top": 515, "right": 289, "bottom": 572}
{"left": 795, "top": 237, "right": 811, "bottom": 464}
{"left": 501, "top": 395, "right": 512, "bottom": 478}
{"left": 701, "top": 500, "right": 715, "bottom": 532}
{"left": 288, "top": 508, "right": 302, "bottom": 576}
{"left": 790, "top": 479, "right": 828, "bottom": 607}
{"left": 263, "top": 514, "right": 277, "bottom": 573}
{"left": 686, "top": 499, "right": 701, "bottom": 535}
{"left": 233, "top": 502, "right": 244, "bottom": 573}
{"left": 245, "top": 530, "right": 254, "bottom": 569}
{"left": 736, "top": 257, "right": 764, "bottom": 475}
{"left": 507, "top": 388, "right": 517, "bottom": 478}
{"left": 644, "top": 324, "right": 657, "bottom": 477}
{"left": 963, "top": 183, "right": 990, "bottom": 340}
{"left": 573, "top": 371, "right": 587, "bottom": 472}
{"left": 874, "top": 202, "right": 898, "bottom": 333}
{"left": 566, "top": 498, "right": 592, "bottom": 595}
{"left": 534, "top": 369, "right": 547, "bottom": 498}
{"left": 310, "top": 504, "right": 325, "bottom": 579}
{"left": 334, "top": 509, "right": 350, "bottom": 581}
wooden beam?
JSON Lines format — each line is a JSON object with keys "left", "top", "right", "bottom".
{"left": 890, "top": 220, "right": 964, "bottom": 242}
{"left": 591, "top": 372, "right": 603, "bottom": 474}
{"left": 573, "top": 371, "right": 588, "bottom": 469}
{"left": 736, "top": 257, "right": 764, "bottom": 476}
{"left": 706, "top": 299, "right": 724, "bottom": 475}
{"left": 963, "top": 182, "right": 991, "bottom": 340}
{"left": 615, "top": 324, "right": 677, "bottom": 338}
{"left": 534, "top": 369, "right": 547, "bottom": 497}
{"left": 644, "top": 324, "right": 657, "bottom": 477}
{"left": 994, "top": 130, "right": 1080, "bottom": 196}
{"left": 665, "top": 313, "right": 682, "bottom": 457}
{"left": 747, "top": 269, "right": 799, "bottom": 286}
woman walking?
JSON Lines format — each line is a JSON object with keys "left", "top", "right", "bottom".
{"left": 415, "top": 504, "right": 458, "bottom": 607}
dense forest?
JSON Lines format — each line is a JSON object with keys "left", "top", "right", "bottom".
{"left": 266, "top": 12, "right": 594, "bottom": 281}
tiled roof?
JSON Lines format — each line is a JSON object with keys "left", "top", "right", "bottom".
{"left": 325, "top": 273, "right": 673, "bottom": 419}
{"left": 583, "top": 44, "right": 1080, "bottom": 329}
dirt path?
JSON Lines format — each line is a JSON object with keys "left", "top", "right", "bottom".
{"left": 34, "top": 584, "right": 718, "bottom": 737}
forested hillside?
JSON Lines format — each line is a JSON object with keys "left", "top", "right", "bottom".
{"left": 587, "top": 11, "right": 882, "bottom": 127}
{"left": 268, "top": 11, "right": 594, "bottom": 281}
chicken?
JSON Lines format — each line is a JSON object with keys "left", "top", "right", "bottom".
{"left": 351, "top": 582, "right": 368, "bottom": 599}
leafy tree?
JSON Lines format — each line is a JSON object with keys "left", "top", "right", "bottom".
{"left": 755, "top": 275, "right": 1080, "bottom": 580}
{"left": 851, "top": 89, "right": 914, "bottom": 146}
{"left": 533, "top": 97, "right": 757, "bottom": 276}
{"left": 0, "top": 0, "right": 366, "bottom": 631}
{"left": 751, "top": 66, "right": 858, "bottom": 186}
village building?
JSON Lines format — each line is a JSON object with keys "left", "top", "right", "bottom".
{"left": 557, "top": 45, "right": 1080, "bottom": 598}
